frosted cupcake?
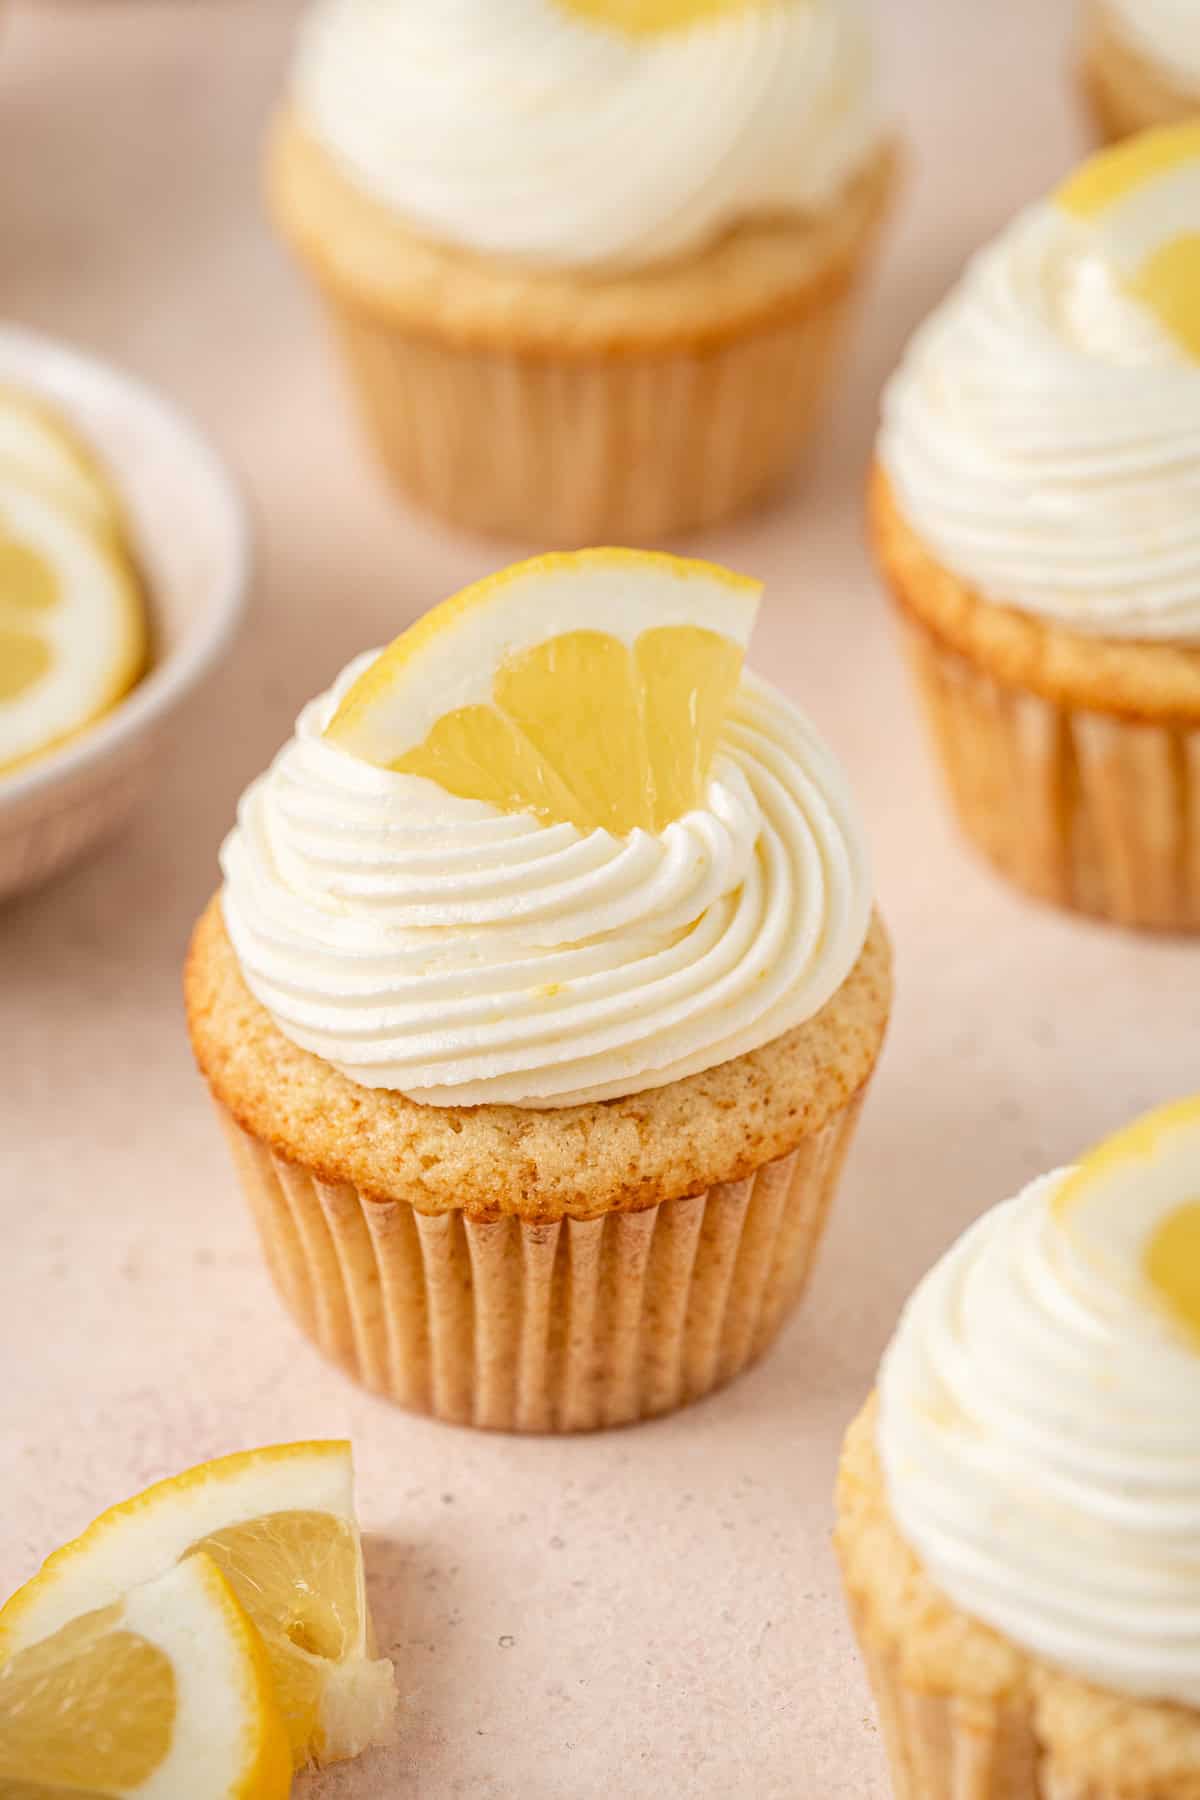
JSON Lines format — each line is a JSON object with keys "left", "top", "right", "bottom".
{"left": 1081, "top": 1, "right": 1200, "bottom": 142}
{"left": 267, "top": 0, "right": 897, "bottom": 543}
{"left": 872, "top": 125, "right": 1200, "bottom": 930}
{"left": 185, "top": 549, "right": 890, "bottom": 1432}
{"left": 836, "top": 1097, "right": 1200, "bottom": 1799}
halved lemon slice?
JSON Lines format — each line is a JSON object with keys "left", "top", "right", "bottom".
{"left": 0, "top": 385, "right": 122, "bottom": 536}
{"left": 0, "top": 1443, "right": 395, "bottom": 1772}
{"left": 325, "top": 547, "right": 761, "bottom": 835}
{"left": 1053, "top": 1096, "right": 1200, "bottom": 1346}
{"left": 0, "top": 473, "right": 145, "bottom": 776}
{"left": 0, "top": 1552, "right": 290, "bottom": 1799}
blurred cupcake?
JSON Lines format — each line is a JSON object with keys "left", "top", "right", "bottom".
{"left": 1081, "top": 1, "right": 1200, "bottom": 143}
{"left": 185, "top": 549, "right": 891, "bottom": 1432}
{"left": 836, "top": 1097, "right": 1200, "bottom": 1799}
{"left": 872, "top": 124, "right": 1200, "bottom": 930}
{"left": 267, "top": 0, "right": 897, "bottom": 543}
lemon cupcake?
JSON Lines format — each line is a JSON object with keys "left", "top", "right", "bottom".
{"left": 1081, "top": 1, "right": 1200, "bottom": 143}
{"left": 836, "top": 1097, "right": 1200, "bottom": 1799}
{"left": 267, "top": 0, "right": 897, "bottom": 543}
{"left": 185, "top": 549, "right": 890, "bottom": 1432}
{"left": 872, "top": 125, "right": 1200, "bottom": 931}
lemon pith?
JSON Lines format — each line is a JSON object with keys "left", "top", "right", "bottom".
{"left": 326, "top": 548, "right": 761, "bottom": 835}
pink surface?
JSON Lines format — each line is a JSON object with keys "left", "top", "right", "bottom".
{"left": 2, "top": 4, "right": 1192, "bottom": 1796}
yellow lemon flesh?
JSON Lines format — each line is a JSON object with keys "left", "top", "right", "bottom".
{"left": 1055, "top": 123, "right": 1200, "bottom": 361}
{"left": 555, "top": 0, "right": 771, "bottom": 33}
{"left": 0, "top": 386, "right": 123, "bottom": 537}
{"left": 326, "top": 548, "right": 761, "bottom": 835}
{"left": 0, "top": 1555, "right": 290, "bottom": 1800}
{"left": 0, "top": 1444, "right": 395, "bottom": 1774}
{"left": 1053, "top": 1096, "right": 1200, "bottom": 1346}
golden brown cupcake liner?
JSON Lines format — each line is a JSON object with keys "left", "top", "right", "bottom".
{"left": 316, "top": 282, "right": 863, "bottom": 543}
{"left": 215, "top": 1092, "right": 863, "bottom": 1432}
{"left": 900, "top": 617, "right": 1200, "bottom": 930}
{"left": 1078, "top": 2, "right": 1199, "bottom": 143}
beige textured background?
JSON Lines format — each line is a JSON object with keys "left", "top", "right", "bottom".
{"left": 2, "top": 3, "right": 1193, "bottom": 1796}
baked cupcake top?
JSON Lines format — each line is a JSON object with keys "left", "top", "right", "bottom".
{"left": 877, "top": 1098, "right": 1200, "bottom": 1708}
{"left": 879, "top": 125, "right": 1200, "bottom": 641}
{"left": 219, "top": 550, "right": 872, "bottom": 1109}
{"left": 1100, "top": 0, "right": 1200, "bottom": 88}
{"left": 288, "top": 0, "right": 884, "bottom": 270}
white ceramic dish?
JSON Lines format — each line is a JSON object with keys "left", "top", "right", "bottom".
{"left": 0, "top": 325, "right": 249, "bottom": 900}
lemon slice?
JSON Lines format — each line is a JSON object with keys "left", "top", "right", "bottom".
{"left": 555, "top": 0, "right": 769, "bottom": 34}
{"left": 1055, "top": 123, "right": 1200, "bottom": 360}
{"left": 0, "top": 473, "right": 145, "bottom": 776}
{"left": 0, "top": 1443, "right": 395, "bottom": 1772}
{"left": 325, "top": 547, "right": 761, "bottom": 835}
{"left": 1053, "top": 1096, "right": 1200, "bottom": 1346}
{"left": 0, "top": 386, "right": 122, "bottom": 536}
{"left": 0, "top": 1552, "right": 290, "bottom": 1800}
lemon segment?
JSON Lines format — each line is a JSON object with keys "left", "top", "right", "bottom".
{"left": 0, "top": 1555, "right": 290, "bottom": 1800}
{"left": 0, "top": 386, "right": 122, "bottom": 536}
{"left": 554, "top": 0, "right": 771, "bottom": 34}
{"left": 1054, "top": 1097, "right": 1200, "bottom": 1347}
{"left": 328, "top": 548, "right": 761, "bottom": 835}
{"left": 0, "top": 1443, "right": 395, "bottom": 1775}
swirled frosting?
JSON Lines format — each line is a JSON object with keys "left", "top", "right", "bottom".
{"left": 1103, "top": 0, "right": 1200, "bottom": 88}
{"left": 219, "top": 654, "right": 872, "bottom": 1109}
{"left": 879, "top": 200, "right": 1200, "bottom": 640}
{"left": 877, "top": 1172, "right": 1200, "bottom": 1708}
{"left": 290, "top": 0, "right": 883, "bottom": 270}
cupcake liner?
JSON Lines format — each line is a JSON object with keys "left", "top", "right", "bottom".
{"left": 215, "top": 1092, "right": 863, "bottom": 1432}
{"left": 1078, "top": 4, "right": 1199, "bottom": 143}
{"left": 316, "top": 283, "right": 861, "bottom": 543}
{"left": 900, "top": 617, "right": 1200, "bottom": 930}
{"left": 852, "top": 1615, "right": 1041, "bottom": 1800}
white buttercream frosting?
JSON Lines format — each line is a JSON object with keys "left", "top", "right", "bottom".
{"left": 1103, "top": 0, "right": 1200, "bottom": 87}
{"left": 879, "top": 199, "right": 1200, "bottom": 640}
{"left": 219, "top": 655, "right": 872, "bottom": 1108}
{"left": 290, "top": 0, "right": 884, "bottom": 270}
{"left": 877, "top": 1172, "right": 1200, "bottom": 1709}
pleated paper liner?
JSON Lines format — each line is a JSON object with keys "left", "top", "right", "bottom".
{"left": 899, "top": 617, "right": 1200, "bottom": 931}
{"left": 216, "top": 1093, "right": 863, "bottom": 1433}
{"left": 319, "top": 286, "right": 860, "bottom": 543}
{"left": 1078, "top": 1, "right": 1200, "bottom": 144}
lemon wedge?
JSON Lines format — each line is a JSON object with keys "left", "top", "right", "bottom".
{"left": 555, "top": 0, "right": 770, "bottom": 33}
{"left": 325, "top": 547, "right": 761, "bottom": 835}
{"left": 0, "top": 1552, "right": 291, "bottom": 1799}
{"left": 0, "top": 1443, "right": 395, "bottom": 1773}
{"left": 1053, "top": 1096, "right": 1200, "bottom": 1346}
{"left": 0, "top": 473, "right": 145, "bottom": 776}
{"left": 0, "top": 386, "right": 122, "bottom": 537}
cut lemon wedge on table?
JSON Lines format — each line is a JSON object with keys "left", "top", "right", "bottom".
{"left": 1054, "top": 1097, "right": 1200, "bottom": 1347}
{"left": 0, "top": 1553, "right": 290, "bottom": 1799}
{"left": 0, "top": 468, "right": 145, "bottom": 778}
{"left": 0, "top": 1443, "right": 396, "bottom": 1774}
{"left": 325, "top": 547, "right": 762, "bottom": 834}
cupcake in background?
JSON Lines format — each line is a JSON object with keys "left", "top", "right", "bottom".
{"left": 267, "top": 0, "right": 897, "bottom": 544}
{"left": 871, "top": 124, "right": 1200, "bottom": 931}
{"left": 836, "top": 1096, "right": 1200, "bottom": 1799}
{"left": 185, "top": 548, "right": 891, "bottom": 1432}
{"left": 1081, "top": 1, "right": 1200, "bottom": 142}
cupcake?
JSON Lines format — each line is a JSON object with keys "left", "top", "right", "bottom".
{"left": 836, "top": 1097, "right": 1200, "bottom": 1799}
{"left": 1081, "top": 1, "right": 1200, "bottom": 143}
{"left": 185, "top": 548, "right": 891, "bottom": 1432}
{"left": 267, "top": 0, "right": 897, "bottom": 544}
{"left": 872, "top": 125, "right": 1200, "bottom": 931}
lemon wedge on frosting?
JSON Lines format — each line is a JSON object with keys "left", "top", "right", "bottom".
{"left": 0, "top": 1552, "right": 291, "bottom": 1800}
{"left": 325, "top": 547, "right": 761, "bottom": 836}
{"left": 556, "top": 0, "right": 769, "bottom": 33}
{"left": 1054, "top": 1097, "right": 1200, "bottom": 1347}
{"left": 1056, "top": 122, "right": 1200, "bottom": 361}
{"left": 0, "top": 473, "right": 145, "bottom": 776}
{"left": 0, "top": 1442, "right": 396, "bottom": 1773}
